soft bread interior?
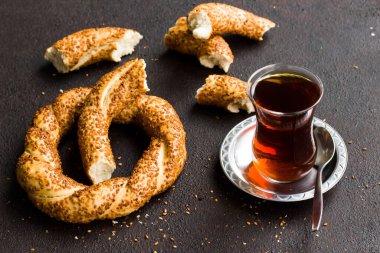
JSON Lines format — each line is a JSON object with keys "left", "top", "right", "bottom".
{"left": 89, "top": 161, "right": 115, "bottom": 185}
{"left": 110, "top": 30, "right": 143, "bottom": 61}
{"left": 199, "top": 53, "right": 231, "bottom": 72}
{"left": 226, "top": 98, "right": 255, "bottom": 113}
{"left": 44, "top": 47, "right": 70, "bottom": 73}
{"left": 188, "top": 11, "right": 212, "bottom": 39}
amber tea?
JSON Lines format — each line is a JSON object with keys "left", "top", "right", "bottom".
{"left": 247, "top": 69, "right": 323, "bottom": 183}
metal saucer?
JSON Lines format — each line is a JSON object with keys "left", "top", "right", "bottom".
{"left": 220, "top": 116, "right": 348, "bottom": 202}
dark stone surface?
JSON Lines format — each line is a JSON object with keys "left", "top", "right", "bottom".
{"left": 0, "top": 0, "right": 379, "bottom": 252}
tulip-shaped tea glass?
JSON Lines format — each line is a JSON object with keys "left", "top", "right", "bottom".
{"left": 247, "top": 64, "right": 324, "bottom": 183}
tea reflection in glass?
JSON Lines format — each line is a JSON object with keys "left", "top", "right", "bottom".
{"left": 247, "top": 65, "right": 323, "bottom": 183}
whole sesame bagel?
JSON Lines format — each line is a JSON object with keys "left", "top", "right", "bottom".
{"left": 16, "top": 59, "right": 187, "bottom": 223}
{"left": 187, "top": 3, "right": 275, "bottom": 40}
{"left": 164, "top": 17, "right": 233, "bottom": 72}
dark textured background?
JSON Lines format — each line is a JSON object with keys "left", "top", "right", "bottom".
{"left": 1, "top": 0, "right": 379, "bottom": 252}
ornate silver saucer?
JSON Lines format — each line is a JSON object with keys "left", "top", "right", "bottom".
{"left": 220, "top": 116, "right": 348, "bottom": 202}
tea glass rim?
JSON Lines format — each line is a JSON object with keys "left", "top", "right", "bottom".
{"left": 247, "top": 64, "right": 324, "bottom": 116}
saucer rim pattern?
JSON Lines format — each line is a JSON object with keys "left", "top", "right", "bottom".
{"left": 220, "top": 116, "right": 348, "bottom": 202}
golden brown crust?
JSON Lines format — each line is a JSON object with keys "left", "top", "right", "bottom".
{"left": 164, "top": 17, "right": 233, "bottom": 72}
{"left": 188, "top": 3, "right": 275, "bottom": 40}
{"left": 78, "top": 58, "right": 149, "bottom": 183}
{"left": 17, "top": 59, "right": 187, "bottom": 223}
{"left": 44, "top": 27, "right": 143, "bottom": 73}
{"left": 195, "top": 74, "right": 254, "bottom": 113}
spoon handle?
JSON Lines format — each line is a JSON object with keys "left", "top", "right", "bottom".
{"left": 312, "top": 165, "right": 324, "bottom": 231}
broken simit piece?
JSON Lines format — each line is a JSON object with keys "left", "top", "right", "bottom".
{"left": 44, "top": 27, "right": 143, "bottom": 73}
{"left": 164, "top": 17, "right": 233, "bottom": 72}
{"left": 195, "top": 74, "right": 254, "bottom": 113}
{"left": 188, "top": 3, "right": 275, "bottom": 40}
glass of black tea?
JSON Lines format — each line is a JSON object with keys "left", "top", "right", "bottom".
{"left": 247, "top": 64, "right": 324, "bottom": 183}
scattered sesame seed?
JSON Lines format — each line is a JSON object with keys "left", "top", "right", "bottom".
{"left": 134, "top": 238, "right": 138, "bottom": 242}
{"left": 86, "top": 73, "right": 89, "bottom": 77}
{"left": 30, "top": 248, "right": 36, "bottom": 252}
{"left": 112, "top": 220, "right": 118, "bottom": 225}
{"left": 59, "top": 89, "right": 63, "bottom": 93}
{"left": 41, "top": 91, "right": 45, "bottom": 95}
{"left": 117, "top": 156, "right": 121, "bottom": 160}
{"left": 214, "top": 198, "right": 218, "bottom": 202}
{"left": 145, "top": 234, "right": 149, "bottom": 239}
{"left": 352, "top": 175, "right": 355, "bottom": 179}
{"left": 362, "top": 147, "right": 367, "bottom": 151}
{"left": 154, "top": 241, "right": 159, "bottom": 246}
{"left": 371, "top": 32, "right": 375, "bottom": 37}
{"left": 352, "top": 65, "right": 359, "bottom": 70}
{"left": 118, "top": 162, "right": 122, "bottom": 166}
{"left": 74, "top": 236, "right": 79, "bottom": 240}
{"left": 87, "top": 230, "right": 92, "bottom": 233}
{"left": 348, "top": 140, "right": 353, "bottom": 144}
{"left": 323, "top": 222, "right": 328, "bottom": 226}
{"left": 172, "top": 245, "right": 178, "bottom": 249}
{"left": 45, "top": 230, "right": 49, "bottom": 233}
